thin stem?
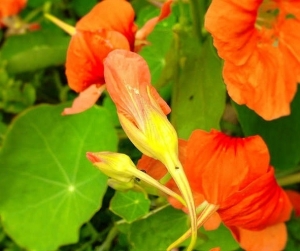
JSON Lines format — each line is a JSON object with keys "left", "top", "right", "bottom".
{"left": 164, "top": 156, "right": 197, "bottom": 251}
{"left": 167, "top": 202, "right": 219, "bottom": 251}
{"left": 95, "top": 226, "right": 119, "bottom": 251}
{"left": 116, "top": 203, "right": 170, "bottom": 225}
{"left": 44, "top": 13, "right": 75, "bottom": 35}
{"left": 189, "top": 0, "right": 205, "bottom": 42}
{"left": 131, "top": 169, "right": 186, "bottom": 207}
{"left": 277, "top": 172, "right": 300, "bottom": 186}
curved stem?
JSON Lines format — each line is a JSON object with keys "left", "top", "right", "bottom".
{"left": 131, "top": 169, "right": 186, "bottom": 207}
{"left": 277, "top": 172, "right": 300, "bottom": 186}
{"left": 164, "top": 156, "right": 197, "bottom": 251}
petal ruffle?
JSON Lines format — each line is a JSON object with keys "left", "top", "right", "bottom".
{"left": 66, "top": 29, "right": 130, "bottom": 92}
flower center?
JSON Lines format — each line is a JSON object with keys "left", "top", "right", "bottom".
{"left": 256, "top": 0, "right": 279, "bottom": 30}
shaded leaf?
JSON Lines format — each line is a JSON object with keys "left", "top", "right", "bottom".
{"left": 234, "top": 88, "right": 300, "bottom": 175}
{"left": 171, "top": 33, "right": 226, "bottom": 138}
{"left": 128, "top": 206, "right": 189, "bottom": 251}
{"left": 0, "top": 103, "right": 118, "bottom": 251}
{"left": 1, "top": 30, "right": 69, "bottom": 74}
{"left": 110, "top": 190, "right": 150, "bottom": 223}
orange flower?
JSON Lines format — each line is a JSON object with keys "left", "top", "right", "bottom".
{"left": 61, "top": 0, "right": 172, "bottom": 115}
{"left": 205, "top": 0, "right": 300, "bottom": 120}
{"left": 0, "top": 0, "right": 26, "bottom": 19}
{"left": 104, "top": 49, "right": 198, "bottom": 250}
{"left": 138, "top": 129, "right": 292, "bottom": 249}
{"left": 66, "top": 0, "right": 137, "bottom": 93}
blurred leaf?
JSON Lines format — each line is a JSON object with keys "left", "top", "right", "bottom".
{"left": 110, "top": 190, "right": 150, "bottom": 223}
{"left": 286, "top": 215, "right": 300, "bottom": 251}
{"left": 0, "top": 104, "right": 118, "bottom": 251}
{"left": 234, "top": 88, "right": 300, "bottom": 175}
{"left": 0, "top": 65, "right": 36, "bottom": 113}
{"left": 71, "top": 0, "right": 97, "bottom": 16}
{"left": 1, "top": 29, "right": 69, "bottom": 74}
{"left": 171, "top": 32, "right": 226, "bottom": 139}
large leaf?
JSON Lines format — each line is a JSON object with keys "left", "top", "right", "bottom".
{"left": 234, "top": 88, "right": 300, "bottom": 175}
{"left": 128, "top": 206, "right": 189, "bottom": 251}
{"left": 1, "top": 29, "right": 69, "bottom": 74}
{"left": 0, "top": 104, "right": 118, "bottom": 251}
{"left": 171, "top": 33, "right": 226, "bottom": 138}
{"left": 110, "top": 190, "right": 150, "bottom": 223}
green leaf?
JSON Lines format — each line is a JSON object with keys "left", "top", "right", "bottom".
{"left": 286, "top": 215, "right": 300, "bottom": 251}
{"left": 110, "top": 190, "right": 150, "bottom": 223}
{"left": 71, "top": 0, "right": 98, "bottom": 16}
{"left": 138, "top": 7, "right": 176, "bottom": 85}
{"left": 196, "top": 224, "right": 239, "bottom": 251}
{"left": 0, "top": 103, "right": 118, "bottom": 251}
{"left": 1, "top": 29, "right": 69, "bottom": 74}
{"left": 234, "top": 88, "right": 300, "bottom": 175}
{"left": 128, "top": 206, "right": 189, "bottom": 251}
{"left": 171, "top": 32, "right": 226, "bottom": 138}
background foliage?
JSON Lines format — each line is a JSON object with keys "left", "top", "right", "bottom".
{"left": 0, "top": 0, "right": 299, "bottom": 250}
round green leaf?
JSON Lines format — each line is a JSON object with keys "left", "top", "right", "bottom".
{"left": 110, "top": 190, "right": 150, "bottom": 223}
{"left": 0, "top": 104, "right": 118, "bottom": 251}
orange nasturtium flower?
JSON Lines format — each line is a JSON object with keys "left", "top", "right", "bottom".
{"left": 103, "top": 49, "right": 198, "bottom": 251}
{"left": 205, "top": 0, "right": 300, "bottom": 120}
{"left": 51, "top": 0, "right": 172, "bottom": 115}
{"left": 138, "top": 129, "right": 292, "bottom": 250}
{"left": 0, "top": 0, "right": 26, "bottom": 22}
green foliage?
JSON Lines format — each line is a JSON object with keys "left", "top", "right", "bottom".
{"left": 286, "top": 215, "right": 300, "bottom": 250}
{"left": 110, "top": 190, "right": 151, "bottom": 223}
{"left": 128, "top": 206, "right": 189, "bottom": 251}
{"left": 1, "top": 29, "right": 69, "bottom": 74}
{"left": 0, "top": 64, "right": 36, "bottom": 113}
{"left": 0, "top": 104, "right": 118, "bottom": 250}
{"left": 170, "top": 30, "right": 226, "bottom": 138}
{"left": 234, "top": 88, "right": 300, "bottom": 175}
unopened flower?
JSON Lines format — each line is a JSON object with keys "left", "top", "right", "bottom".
{"left": 103, "top": 49, "right": 198, "bottom": 250}
{"left": 205, "top": 0, "right": 300, "bottom": 120}
{"left": 86, "top": 151, "right": 186, "bottom": 206}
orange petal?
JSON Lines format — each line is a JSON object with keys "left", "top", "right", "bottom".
{"left": 203, "top": 212, "right": 222, "bottom": 231}
{"left": 103, "top": 49, "right": 170, "bottom": 118}
{"left": 185, "top": 129, "right": 270, "bottom": 205}
{"left": 285, "top": 190, "right": 300, "bottom": 217}
{"left": 224, "top": 42, "right": 299, "bottom": 120}
{"left": 62, "top": 85, "right": 105, "bottom": 115}
{"left": 76, "top": 0, "right": 137, "bottom": 50}
{"left": 0, "top": 0, "right": 26, "bottom": 18}
{"left": 230, "top": 223, "right": 288, "bottom": 251}
{"left": 219, "top": 168, "right": 292, "bottom": 230}
{"left": 204, "top": 0, "right": 259, "bottom": 65}
{"left": 135, "top": 0, "right": 173, "bottom": 41}
{"left": 66, "top": 29, "right": 130, "bottom": 92}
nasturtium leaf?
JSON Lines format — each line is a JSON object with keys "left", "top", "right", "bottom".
{"left": 110, "top": 190, "right": 150, "bottom": 223}
{"left": 171, "top": 33, "right": 226, "bottom": 139}
{"left": 71, "top": 0, "right": 97, "bottom": 16}
{"left": 128, "top": 206, "right": 189, "bottom": 251}
{"left": 286, "top": 215, "right": 300, "bottom": 251}
{"left": 0, "top": 103, "right": 118, "bottom": 251}
{"left": 1, "top": 29, "right": 69, "bottom": 74}
{"left": 196, "top": 224, "right": 239, "bottom": 251}
{"left": 234, "top": 88, "right": 300, "bottom": 175}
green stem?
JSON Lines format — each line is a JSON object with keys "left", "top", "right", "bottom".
{"left": 95, "top": 226, "right": 119, "bottom": 251}
{"left": 116, "top": 203, "right": 170, "bottom": 225}
{"left": 189, "top": 0, "right": 206, "bottom": 42}
{"left": 277, "top": 172, "right": 300, "bottom": 186}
